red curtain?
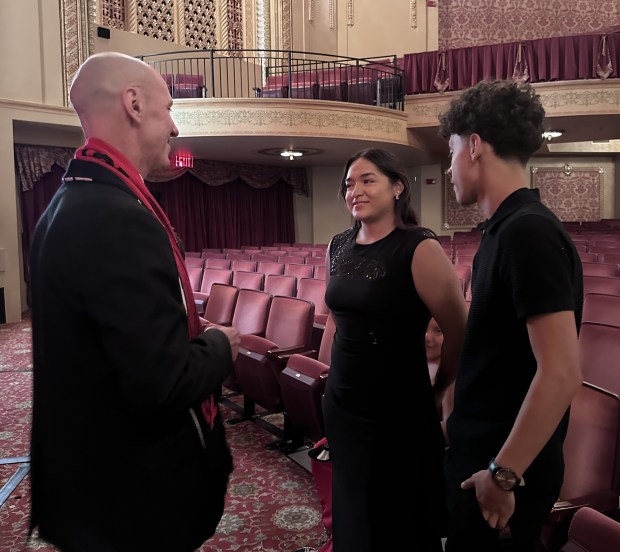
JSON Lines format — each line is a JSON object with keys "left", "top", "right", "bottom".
{"left": 20, "top": 164, "right": 65, "bottom": 281}
{"left": 19, "top": 166, "right": 296, "bottom": 280}
{"left": 147, "top": 172, "right": 295, "bottom": 252}
{"left": 404, "top": 31, "right": 620, "bottom": 94}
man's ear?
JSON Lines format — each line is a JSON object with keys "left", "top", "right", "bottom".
{"left": 122, "top": 87, "right": 141, "bottom": 124}
{"left": 469, "top": 133, "right": 483, "bottom": 161}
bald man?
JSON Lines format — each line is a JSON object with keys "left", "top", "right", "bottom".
{"left": 29, "top": 52, "right": 239, "bottom": 552}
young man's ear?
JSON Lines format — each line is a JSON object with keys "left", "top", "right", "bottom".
{"left": 468, "top": 133, "right": 483, "bottom": 162}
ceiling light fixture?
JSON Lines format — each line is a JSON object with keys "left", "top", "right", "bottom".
{"left": 542, "top": 130, "right": 564, "bottom": 141}
{"left": 280, "top": 150, "right": 303, "bottom": 161}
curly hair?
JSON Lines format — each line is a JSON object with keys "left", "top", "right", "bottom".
{"left": 340, "top": 148, "right": 418, "bottom": 228}
{"left": 438, "top": 80, "right": 545, "bottom": 165}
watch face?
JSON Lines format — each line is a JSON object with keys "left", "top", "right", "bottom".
{"left": 494, "top": 468, "right": 518, "bottom": 491}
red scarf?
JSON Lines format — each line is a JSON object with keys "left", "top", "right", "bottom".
{"left": 74, "top": 138, "right": 218, "bottom": 426}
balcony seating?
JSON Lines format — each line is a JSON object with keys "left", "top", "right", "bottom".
{"left": 174, "top": 73, "right": 206, "bottom": 98}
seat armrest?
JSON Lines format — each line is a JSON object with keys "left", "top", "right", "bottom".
{"left": 267, "top": 345, "right": 311, "bottom": 361}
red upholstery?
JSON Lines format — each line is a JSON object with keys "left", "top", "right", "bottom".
{"left": 174, "top": 73, "right": 205, "bottom": 98}
{"left": 231, "top": 260, "right": 257, "bottom": 272}
{"left": 186, "top": 267, "right": 203, "bottom": 292}
{"left": 540, "top": 383, "right": 620, "bottom": 550}
{"left": 296, "top": 277, "right": 328, "bottom": 325}
{"left": 222, "top": 289, "right": 272, "bottom": 392}
{"left": 314, "top": 266, "right": 326, "bottom": 280}
{"left": 318, "top": 66, "right": 348, "bottom": 101}
{"left": 232, "top": 270, "right": 264, "bottom": 291}
{"left": 560, "top": 507, "right": 620, "bottom": 552}
{"left": 279, "top": 255, "right": 305, "bottom": 265}
{"left": 252, "top": 254, "right": 278, "bottom": 263}
{"left": 201, "top": 251, "right": 226, "bottom": 260}
{"left": 579, "top": 252, "right": 598, "bottom": 263}
{"left": 205, "top": 258, "right": 231, "bottom": 270}
{"left": 234, "top": 296, "right": 315, "bottom": 414}
{"left": 265, "top": 274, "right": 296, "bottom": 296}
{"left": 184, "top": 256, "right": 204, "bottom": 268}
{"left": 226, "top": 253, "right": 251, "bottom": 261}
{"left": 583, "top": 276, "right": 620, "bottom": 297}
{"left": 582, "top": 263, "right": 620, "bottom": 278}
{"left": 193, "top": 268, "right": 233, "bottom": 313}
{"left": 600, "top": 253, "right": 620, "bottom": 265}
{"left": 280, "top": 315, "right": 335, "bottom": 442}
{"left": 203, "top": 284, "right": 238, "bottom": 326}
{"left": 289, "top": 70, "right": 319, "bottom": 99}
{"left": 582, "top": 293, "right": 620, "bottom": 327}
{"left": 232, "top": 289, "right": 272, "bottom": 337}
{"left": 257, "top": 261, "right": 284, "bottom": 276}
{"left": 285, "top": 263, "right": 314, "bottom": 280}
{"left": 580, "top": 292, "right": 620, "bottom": 397}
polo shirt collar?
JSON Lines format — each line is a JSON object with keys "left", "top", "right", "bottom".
{"left": 480, "top": 187, "right": 540, "bottom": 234}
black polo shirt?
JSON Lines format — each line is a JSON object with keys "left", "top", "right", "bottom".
{"left": 447, "top": 188, "right": 583, "bottom": 477}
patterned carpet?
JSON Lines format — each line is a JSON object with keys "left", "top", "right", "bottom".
{"left": 0, "top": 317, "right": 324, "bottom": 552}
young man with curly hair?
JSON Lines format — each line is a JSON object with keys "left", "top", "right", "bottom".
{"left": 439, "top": 80, "right": 583, "bottom": 552}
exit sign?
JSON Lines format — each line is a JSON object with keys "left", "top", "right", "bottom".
{"left": 175, "top": 153, "right": 194, "bottom": 168}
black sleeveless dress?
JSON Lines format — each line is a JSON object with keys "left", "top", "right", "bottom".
{"left": 324, "top": 226, "right": 446, "bottom": 552}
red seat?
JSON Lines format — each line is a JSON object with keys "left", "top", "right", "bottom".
{"left": 314, "top": 266, "right": 326, "bottom": 280}
{"left": 582, "top": 263, "right": 620, "bottom": 278}
{"left": 257, "top": 261, "right": 284, "bottom": 276}
{"left": 579, "top": 322, "right": 620, "bottom": 396}
{"left": 285, "top": 263, "right": 314, "bottom": 280}
{"left": 265, "top": 274, "right": 296, "bottom": 296}
{"left": 280, "top": 315, "right": 336, "bottom": 442}
{"left": 205, "top": 258, "right": 231, "bottom": 270}
{"left": 222, "top": 289, "right": 272, "bottom": 393}
{"left": 184, "top": 256, "right": 204, "bottom": 268}
{"left": 296, "top": 277, "right": 328, "bottom": 325}
{"left": 186, "top": 267, "right": 203, "bottom": 292}
{"left": 600, "top": 253, "right": 620, "bottom": 266}
{"left": 193, "top": 268, "right": 233, "bottom": 314}
{"left": 233, "top": 296, "right": 315, "bottom": 422}
{"left": 582, "top": 293, "right": 620, "bottom": 327}
{"left": 289, "top": 70, "right": 319, "bottom": 99}
{"left": 318, "top": 66, "right": 348, "bottom": 101}
{"left": 559, "top": 506, "right": 620, "bottom": 552}
{"left": 583, "top": 276, "right": 620, "bottom": 297}
{"left": 174, "top": 73, "right": 205, "bottom": 98}
{"left": 540, "top": 383, "right": 620, "bottom": 551}
{"left": 203, "top": 284, "right": 239, "bottom": 326}
{"left": 232, "top": 270, "right": 264, "bottom": 291}
{"left": 231, "top": 260, "right": 257, "bottom": 272}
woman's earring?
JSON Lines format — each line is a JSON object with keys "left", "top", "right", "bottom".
{"left": 395, "top": 194, "right": 400, "bottom": 200}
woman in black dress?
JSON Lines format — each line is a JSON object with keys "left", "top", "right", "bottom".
{"left": 324, "top": 149, "right": 467, "bottom": 551}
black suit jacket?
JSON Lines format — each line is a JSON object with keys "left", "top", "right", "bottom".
{"left": 29, "top": 159, "right": 233, "bottom": 552}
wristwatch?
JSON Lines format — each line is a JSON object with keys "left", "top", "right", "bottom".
{"left": 488, "top": 458, "right": 524, "bottom": 491}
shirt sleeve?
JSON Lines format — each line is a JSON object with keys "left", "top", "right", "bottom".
{"left": 498, "top": 214, "right": 578, "bottom": 320}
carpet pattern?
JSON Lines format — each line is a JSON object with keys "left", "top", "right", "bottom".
{"left": 0, "top": 318, "right": 324, "bottom": 552}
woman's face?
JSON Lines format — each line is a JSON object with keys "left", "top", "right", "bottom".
{"left": 425, "top": 318, "right": 444, "bottom": 362}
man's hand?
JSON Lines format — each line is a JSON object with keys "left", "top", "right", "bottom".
{"left": 461, "top": 470, "right": 515, "bottom": 530}
{"left": 207, "top": 325, "right": 240, "bottom": 361}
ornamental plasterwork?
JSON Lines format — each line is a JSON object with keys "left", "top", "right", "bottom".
{"left": 171, "top": 103, "right": 408, "bottom": 142}
{"left": 281, "top": 0, "right": 292, "bottom": 51}
{"left": 60, "top": 0, "right": 95, "bottom": 107}
{"left": 405, "top": 81, "right": 620, "bottom": 128}
{"left": 410, "top": 0, "right": 417, "bottom": 29}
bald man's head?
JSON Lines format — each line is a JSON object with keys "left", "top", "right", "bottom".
{"left": 70, "top": 52, "right": 161, "bottom": 124}
{"left": 70, "top": 52, "right": 178, "bottom": 175}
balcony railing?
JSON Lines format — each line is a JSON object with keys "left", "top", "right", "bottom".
{"left": 138, "top": 49, "right": 405, "bottom": 110}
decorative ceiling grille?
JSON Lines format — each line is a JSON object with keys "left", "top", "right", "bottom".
{"left": 101, "top": 0, "right": 126, "bottom": 29}
{"left": 184, "top": 0, "right": 217, "bottom": 49}
{"left": 137, "top": 0, "right": 175, "bottom": 41}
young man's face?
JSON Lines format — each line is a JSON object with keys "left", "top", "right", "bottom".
{"left": 447, "top": 134, "right": 477, "bottom": 207}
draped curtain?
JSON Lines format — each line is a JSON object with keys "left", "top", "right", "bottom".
{"left": 404, "top": 31, "right": 620, "bottom": 94}
{"left": 16, "top": 145, "right": 298, "bottom": 277}
{"left": 147, "top": 173, "right": 295, "bottom": 251}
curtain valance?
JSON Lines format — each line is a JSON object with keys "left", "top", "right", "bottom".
{"left": 15, "top": 144, "right": 309, "bottom": 196}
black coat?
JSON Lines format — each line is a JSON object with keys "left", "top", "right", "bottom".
{"left": 29, "top": 159, "right": 233, "bottom": 552}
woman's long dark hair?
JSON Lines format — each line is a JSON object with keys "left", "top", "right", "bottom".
{"left": 340, "top": 148, "right": 418, "bottom": 228}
